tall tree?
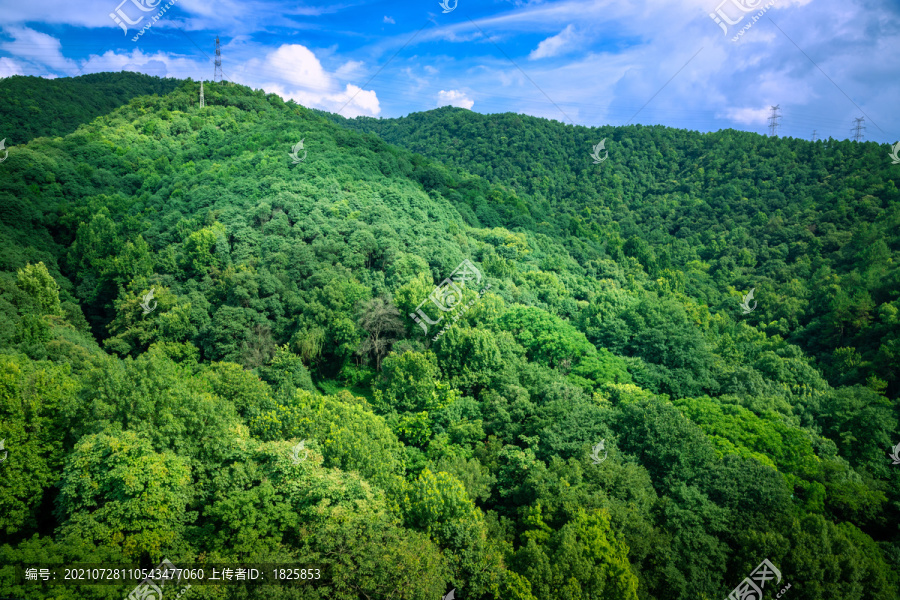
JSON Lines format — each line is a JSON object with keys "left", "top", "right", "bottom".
{"left": 356, "top": 296, "right": 405, "bottom": 370}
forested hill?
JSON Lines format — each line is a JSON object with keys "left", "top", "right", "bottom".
{"left": 0, "top": 72, "right": 181, "bottom": 144}
{"left": 327, "top": 108, "right": 900, "bottom": 399}
{"left": 0, "top": 78, "right": 898, "bottom": 600}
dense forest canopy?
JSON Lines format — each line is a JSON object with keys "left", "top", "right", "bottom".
{"left": 0, "top": 73, "right": 897, "bottom": 600}
{"left": 326, "top": 107, "right": 900, "bottom": 399}
{"left": 0, "top": 72, "right": 182, "bottom": 145}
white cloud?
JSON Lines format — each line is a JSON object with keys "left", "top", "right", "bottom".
{"left": 248, "top": 44, "right": 333, "bottom": 91}
{"left": 0, "top": 26, "right": 78, "bottom": 74}
{"left": 0, "top": 0, "right": 892, "bottom": 141}
{"left": 77, "top": 48, "right": 199, "bottom": 79}
{"left": 403, "top": 0, "right": 896, "bottom": 140}
{"left": 0, "top": 34, "right": 382, "bottom": 118}
{"left": 333, "top": 84, "right": 380, "bottom": 117}
{"left": 258, "top": 80, "right": 380, "bottom": 118}
{"left": 529, "top": 24, "right": 579, "bottom": 59}
{"left": 122, "top": 59, "right": 168, "bottom": 78}
{"left": 719, "top": 106, "right": 771, "bottom": 126}
{"left": 334, "top": 60, "right": 365, "bottom": 79}
{"left": 0, "top": 57, "right": 25, "bottom": 78}
{"left": 437, "top": 89, "right": 474, "bottom": 109}
{"left": 232, "top": 44, "right": 381, "bottom": 117}
{"left": 0, "top": 0, "right": 338, "bottom": 34}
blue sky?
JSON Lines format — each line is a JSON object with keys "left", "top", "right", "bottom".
{"left": 1, "top": 0, "right": 898, "bottom": 143}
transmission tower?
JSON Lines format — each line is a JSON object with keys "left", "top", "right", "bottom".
{"left": 811, "top": 130, "right": 817, "bottom": 142}
{"left": 767, "top": 105, "right": 781, "bottom": 137}
{"left": 200, "top": 81, "right": 205, "bottom": 108}
{"left": 214, "top": 36, "right": 223, "bottom": 83}
{"left": 851, "top": 117, "right": 865, "bottom": 142}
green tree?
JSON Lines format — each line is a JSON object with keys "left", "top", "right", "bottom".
{"left": 15, "top": 262, "right": 63, "bottom": 316}
{"left": 258, "top": 344, "right": 315, "bottom": 400}
{"left": 511, "top": 509, "right": 639, "bottom": 600}
{"left": 356, "top": 296, "right": 405, "bottom": 370}
{"left": 373, "top": 350, "right": 446, "bottom": 413}
{"left": 433, "top": 326, "right": 506, "bottom": 396}
{"left": 55, "top": 431, "right": 193, "bottom": 559}
{"left": 0, "top": 354, "right": 76, "bottom": 535}
{"left": 250, "top": 390, "right": 407, "bottom": 493}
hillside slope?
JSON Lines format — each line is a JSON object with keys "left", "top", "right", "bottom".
{"left": 0, "top": 78, "right": 897, "bottom": 600}
{"left": 329, "top": 108, "right": 900, "bottom": 398}
{"left": 0, "top": 72, "right": 182, "bottom": 145}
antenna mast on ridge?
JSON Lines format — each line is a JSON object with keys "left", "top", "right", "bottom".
{"left": 851, "top": 117, "right": 865, "bottom": 142}
{"left": 767, "top": 105, "right": 781, "bottom": 137}
{"left": 214, "top": 36, "right": 223, "bottom": 83}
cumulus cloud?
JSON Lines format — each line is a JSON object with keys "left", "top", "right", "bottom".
{"left": 529, "top": 24, "right": 579, "bottom": 59}
{"left": 249, "top": 44, "right": 333, "bottom": 92}
{"left": 0, "top": 57, "right": 25, "bottom": 78}
{"left": 77, "top": 48, "right": 200, "bottom": 80}
{"left": 0, "top": 0, "right": 336, "bottom": 33}
{"left": 437, "top": 89, "right": 474, "bottom": 109}
{"left": 235, "top": 44, "right": 381, "bottom": 117}
{"left": 384, "top": 16, "right": 395, "bottom": 24}
{"left": 122, "top": 59, "right": 168, "bottom": 78}
{"left": 718, "top": 106, "right": 772, "bottom": 126}
{"left": 0, "top": 32, "right": 381, "bottom": 118}
{"left": 0, "top": 0, "right": 893, "bottom": 141}
{"left": 0, "top": 26, "right": 78, "bottom": 74}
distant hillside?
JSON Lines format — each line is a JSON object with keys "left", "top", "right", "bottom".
{"left": 0, "top": 71, "right": 181, "bottom": 144}
{"left": 0, "top": 79, "right": 897, "bottom": 600}
{"left": 328, "top": 107, "right": 900, "bottom": 398}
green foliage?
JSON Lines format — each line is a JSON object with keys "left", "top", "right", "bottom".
{"left": 251, "top": 390, "right": 407, "bottom": 493}
{"left": 498, "top": 306, "right": 632, "bottom": 392}
{"left": 16, "top": 262, "right": 64, "bottom": 317}
{"left": 258, "top": 344, "right": 315, "bottom": 400}
{"left": 403, "top": 468, "right": 506, "bottom": 597}
{"left": 0, "top": 77, "right": 897, "bottom": 600}
{"left": 433, "top": 326, "right": 506, "bottom": 396}
{"left": 0, "top": 354, "right": 77, "bottom": 535}
{"left": 817, "top": 385, "right": 897, "bottom": 469}
{"left": 374, "top": 350, "right": 448, "bottom": 413}
{"left": 56, "top": 430, "right": 193, "bottom": 559}
{"left": 182, "top": 222, "right": 227, "bottom": 275}
{"left": 613, "top": 398, "right": 718, "bottom": 490}
{"left": 510, "top": 509, "right": 639, "bottom": 600}
{"left": 200, "top": 360, "right": 278, "bottom": 419}
{"left": 0, "top": 72, "right": 181, "bottom": 143}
